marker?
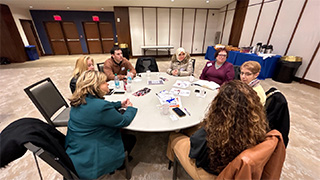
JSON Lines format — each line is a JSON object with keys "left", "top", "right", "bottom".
{"left": 184, "top": 108, "right": 191, "bottom": 116}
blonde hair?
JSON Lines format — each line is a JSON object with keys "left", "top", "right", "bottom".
{"left": 69, "top": 70, "right": 107, "bottom": 107}
{"left": 71, "top": 56, "right": 95, "bottom": 79}
{"left": 240, "top": 61, "right": 261, "bottom": 74}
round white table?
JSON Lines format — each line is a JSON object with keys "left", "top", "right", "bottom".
{"left": 104, "top": 72, "right": 218, "bottom": 132}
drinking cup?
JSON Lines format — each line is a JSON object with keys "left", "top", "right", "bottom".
{"left": 161, "top": 103, "right": 170, "bottom": 115}
{"left": 189, "top": 75, "right": 194, "bottom": 82}
{"left": 146, "top": 70, "right": 151, "bottom": 77}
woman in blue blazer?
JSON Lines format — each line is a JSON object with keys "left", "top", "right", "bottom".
{"left": 65, "top": 70, "right": 137, "bottom": 179}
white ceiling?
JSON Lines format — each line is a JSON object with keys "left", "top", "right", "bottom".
{"left": 1, "top": 0, "right": 235, "bottom": 11}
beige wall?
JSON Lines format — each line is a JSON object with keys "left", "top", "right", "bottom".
{"left": 9, "top": 6, "right": 33, "bottom": 46}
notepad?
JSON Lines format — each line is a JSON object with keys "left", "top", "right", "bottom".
{"left": 148, "top": 80, "right": 164, "bottom": 85}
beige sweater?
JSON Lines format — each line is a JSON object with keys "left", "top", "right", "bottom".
{"left": 166, "top": 54, "right": 193, "bottom": 76}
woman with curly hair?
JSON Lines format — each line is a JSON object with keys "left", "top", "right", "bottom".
{"left": 69, "top": 55, "right": 95, "bottom": 93}
{"left": 166, "top": 80, "right": 269, "bottom": 175}
{"left": 65, "top": 70, "right": 137, "bottom": 179}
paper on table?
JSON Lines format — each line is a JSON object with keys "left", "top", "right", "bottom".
{"left": 156, "top": 90, "right": 182, "bottom": 107}
{"left": 173, "top": 80, "right": 191, "bottom": 88}
{"left": 148, "top": 80, "right": 164, "bottom": 85}
{"left": 170, "top": 88, "right": 190, "bottom": 96}
{"left": 192, "top": 80, "right": 220, "bottom": 90}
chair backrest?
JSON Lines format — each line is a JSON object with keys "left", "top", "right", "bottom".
{"left": 0, "top": 118, "right": 78, "bottom": 179}
{"left": 172, "top": 130, "right": 285, "bottom": 180}
{"left": 265, "top": 87, "right": 290, "bottom": 147}
{"left": 190, "top": 58, "right": 196, "bottom": 75}
{"left": 233, "top": 65, "right": 241, "bottom": 80}
{"left": 217, "top": 130, "right": 286, "bottom": 179}
{"left": 97, "top": 62, "right": 104, "bottom": 72}
{"left": 135, "top": 57, "right": 159, "bottom": 73}
{"left": 24, "top": 142, "right": 79, "bottom": 180}
{"left": 24, "top": 78, "right": 69, "bottom": 126}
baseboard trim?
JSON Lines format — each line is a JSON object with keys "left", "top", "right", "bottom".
{"left": 294, "top": 77, "right": 320, "bottom": 89}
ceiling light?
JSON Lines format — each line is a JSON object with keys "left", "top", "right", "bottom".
{"left": 206, "top": 0, "right": 209, "bottom": 3}
{"left": 29, "top": 5, "right": 33, "bottom": 9}
{"left": 101, "top": 8, "right": 104, "bottom": 10}
{"left": 171, "top": 0, "right": 174, "bottom": 2}
{"left": 67, "top": 6, "right": 70, "bottom": 10}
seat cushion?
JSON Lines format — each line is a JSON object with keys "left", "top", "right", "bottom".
{"left": 52, "top": 107, "right": 71, "bottom": 127}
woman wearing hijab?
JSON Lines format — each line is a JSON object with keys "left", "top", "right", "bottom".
{"left": 167, "top": 47, "right": 193, "bottom": 76}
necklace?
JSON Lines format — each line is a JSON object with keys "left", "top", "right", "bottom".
{"left": 215, "top": 61, "right": 223, "bottom": 69}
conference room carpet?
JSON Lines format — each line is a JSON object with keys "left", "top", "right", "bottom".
{"left": 0, "top": 54, "right": 319, "bottom": 179}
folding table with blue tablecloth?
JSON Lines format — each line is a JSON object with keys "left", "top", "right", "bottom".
{"left": 205, "top": 46, "right": 281, "bottom": 80}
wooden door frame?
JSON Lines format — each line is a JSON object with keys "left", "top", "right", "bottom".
{"left": 20, "top": 19, "right": 44, "bottom": 56}
{"left": 43, "top": 21, "right": 70, "bottom": 55}
{"left": 98, "top": 21, "right": 115, "bottom": 53}
{"left": 82, "top": 21, "right": 106, "bottom": 54}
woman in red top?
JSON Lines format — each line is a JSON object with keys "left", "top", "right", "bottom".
{"left": 200, "top": 48, "right": 234, "bottom": 85}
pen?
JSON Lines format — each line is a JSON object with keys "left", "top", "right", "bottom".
{"left": 184, "top": 108, "right": 191, "bottom": 116}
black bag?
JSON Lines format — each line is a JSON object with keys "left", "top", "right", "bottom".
{"left": 0, "top": 57, "right": 11, "bottom": 65}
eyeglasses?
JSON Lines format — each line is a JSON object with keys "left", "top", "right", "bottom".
{"left": 218, "top": 54, "right": 227, "bottom": 57}
{"left": 240, "top": 72, "right": 253, "bottom": 76}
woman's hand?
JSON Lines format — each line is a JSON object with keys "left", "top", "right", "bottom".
{"left": 172, "top": 69, "right": 179, "bottom": 76}
{"left": 121, "top": 98, "right": 133, "bottom": 108}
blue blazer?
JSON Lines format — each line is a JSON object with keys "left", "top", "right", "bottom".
{"left": 65, "top": 94, "right": 137, "bottom": 179}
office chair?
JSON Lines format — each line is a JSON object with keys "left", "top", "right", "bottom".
{"left": 24, "top": 77, "right": 70, "bottom": 127}
{"left": 190, "top": 58, "right": 196, "bottom": 75}
{"left": 135, "top": 57, "right": 159, "bottom": 73}
{"left": 97, "top": 62, "right": 104, "bottom": 72}
{"left": 171, "top": 130, "right": 286, "bottom": 180}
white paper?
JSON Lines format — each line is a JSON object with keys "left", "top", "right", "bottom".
{"left": 192, "top": 80, "right": 220, "bottom": 90}
{"left": 170, "top": 88, "right": 191, "bottom": 97}
{"left": 173, "top": 80, "right": 191, "bottom": 88}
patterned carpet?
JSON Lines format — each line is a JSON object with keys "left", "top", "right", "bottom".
{"left": 0, "top": 54, "right": 319, "bottom": 179}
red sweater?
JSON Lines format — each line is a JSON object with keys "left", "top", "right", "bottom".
{"left": 200, "top": 61, "right": 234, "bottom": 85}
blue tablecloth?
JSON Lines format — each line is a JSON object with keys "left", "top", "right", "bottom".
{"left": 205, "top": 46, "right": 281, "bottom": 80}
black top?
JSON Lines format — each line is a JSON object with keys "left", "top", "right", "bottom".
{"left": 69, "top": 77, "right": 78, "bottom": 93}
{"left": 189, "top": 127, "right": 218, "bottom": 175}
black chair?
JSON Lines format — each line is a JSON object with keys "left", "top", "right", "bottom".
{"left": 24, "top": 142, "right": 79, "bottom": 180}
{"left": 190, "top": 58, "right": 196, "bottom": 75}
{"left": 97, "top": 62, "right": 104, "bottom": 72}
{"left": 24, "top": 78, "right": 70, "bottom": 127}
{"left": 233, "top": 65, "right": 241, "bottom": 80}
{"left": 135, "top": 57, "right": 159, "bottom": 73}
{"left": 0, "top": 118, "right": 78, "bottom": 180}
{"left": 265, "top": 87, "right": 290, "bottom": 147}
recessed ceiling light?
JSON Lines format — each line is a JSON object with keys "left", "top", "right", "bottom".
{"left": 171, "top": 0, "right": 174, "bottom": 2}
{"left": 101, "top": 8, "right": 104, "bottom": 10}
{"left": 29, "top": 5, "right": 33, "bottom": 9}
{"left": 206, "top": 0, "right": 209, "bottom": 3}
{"left": 67, "top": 6, "right": 70, "bottom": 9}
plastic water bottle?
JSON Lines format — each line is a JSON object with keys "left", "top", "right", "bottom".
{"left": 114, "top": 73, "right": 120, "bottom": 89}
{"left": 127, "top": 70, "right": 132, "bottom": 83}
